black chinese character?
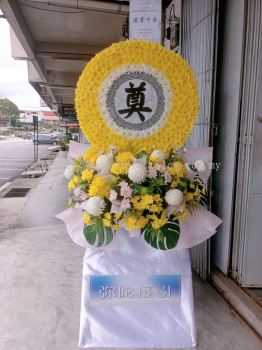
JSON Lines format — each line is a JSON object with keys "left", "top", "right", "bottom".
{"left": 118, "top": 82, "right": 152, "bottom": 122}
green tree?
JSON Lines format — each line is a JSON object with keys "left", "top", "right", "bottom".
{"left": 0, "top": 98, "right": 20, "bottom": 126}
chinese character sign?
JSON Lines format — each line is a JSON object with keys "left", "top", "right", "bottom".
{"left": 129, "top": 0, "right": 162, "bottom": 43}
{"left": 89, "top": 275, "right": 181, "bottom": 305}
{"left": 118, "top": 82, "right": 152, "bottom": 122}
{"left": 105, "top": 70, "right": 169, "bottom": 137}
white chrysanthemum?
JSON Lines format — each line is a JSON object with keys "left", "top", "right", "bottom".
{"left": 64, "top": 164, "right": 74, "bottom": 179}
{"left": 96, "top": 154, "right": 113, "bottom": 172}
{"left": 194, "top": 160, "right": 207, "bottom": 173}
{"left": 128, "top": 163, "right": 147, "bottom": 183}
{"left": 150, "top": 149, "right": 165, "bottom": 161}
{"left": 81, "top": 197, "right": 105, "bottom": 216}
{"left": 165, "top": 189, "right": 184, "bottom": 206}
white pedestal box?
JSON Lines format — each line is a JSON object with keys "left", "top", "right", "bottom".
{"left": 79, "top": 231, "right": 197, "bottom": 348}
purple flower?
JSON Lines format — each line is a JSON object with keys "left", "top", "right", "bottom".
{"left": 109, "top": 189, "right": 118, "bottom": 202}
{"left": 156, "top": 164, "right": 166, "bottom": 173}
{"left": 147, "top": 166, "right": 157, "bottom": 179}
{"left": 74, "top": 187, "right": 87, "bottom": 201}
{"left": 164, "top": 172, "right": 172, "bottom": 184}
{"left": 119, "top": 180, "right": 133, "bottom": 198}
{"left": 120, "top": 198, "right": 131, "bottom": 211}
{"left": 155, "top": 164, "right": 172, "bottom": 184}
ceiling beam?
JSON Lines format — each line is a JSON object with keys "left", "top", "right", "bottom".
{"left": 23, "top": 0, "right": 129, "bottom": 15}
{"left": 46, "top": 71, "right": 79, "bottom": 86}
{"left": 41, "top": 83, "right": 76, "bottom": 90}
{"left": 35, "top": 41, "right": 105, "bottom": 56}
{"left": 36, "top": 52, "right": 93, "bottom": 61}
{"left": 0, "top": 0, "right": 58, "bottom": 108}
{"left": 0, "top": 0, "right": 34, "bottom": 59}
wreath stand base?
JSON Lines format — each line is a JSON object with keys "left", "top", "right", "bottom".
{"left": 78, "top": 231, "right": 197, "bottom": 348}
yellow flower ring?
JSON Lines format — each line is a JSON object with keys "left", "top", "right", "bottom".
{"left": 75, "top": 40, "right": 199, "bottom": 153}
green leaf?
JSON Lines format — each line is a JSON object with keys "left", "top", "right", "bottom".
{"left": 178, "top": 178, "right": 191, "bottom": 190}
{"left": 83, "top": 224, "right": 97, "bottom": 245}
{"left": 83, "top": 220, "right": 115, "bottom": 247}
{"left": 133, "top": 184, "right": 154, "bottom": 195}
{"left": 136, "top": 150, "right": 147, "bottom": 159}
{"left": 78, "top": 183, "right": 89, "bottom": 191}
{"left": 142, "top": 221, "right": 180, "bottom": 250}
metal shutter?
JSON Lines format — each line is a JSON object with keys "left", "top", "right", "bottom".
{"left": 181, "top": 0, "right": 219, "bottom": 280}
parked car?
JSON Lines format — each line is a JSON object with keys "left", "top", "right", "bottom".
{"left": 23, "top": 132, "right": 33, "bottom": 140}
{"left": 33, "top": 133, "right": 58, "bottom": 144}
{"left": 51, "top": 132, "right": 65, "bottom": 141}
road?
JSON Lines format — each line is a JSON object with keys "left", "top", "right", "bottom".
{"left": 0, "top": 138, "right": 50, "bottom": 187}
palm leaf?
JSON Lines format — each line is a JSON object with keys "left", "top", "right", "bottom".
{"left": 83, "top": 219, "right": 114, "bottom": 247}
{"left": 142, "top": 221, "right": 180, "bottom": 250}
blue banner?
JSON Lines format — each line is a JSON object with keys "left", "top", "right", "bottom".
{"left": 89, "top": 275, "right": 181, "bottom": 305}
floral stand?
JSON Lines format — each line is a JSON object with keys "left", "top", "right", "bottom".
{"left": 56, "top": 40, "right": 222, "bottom": 348}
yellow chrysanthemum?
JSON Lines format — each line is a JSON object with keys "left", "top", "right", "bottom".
{"left": 68, "top": 179, "right": 76, "bottom": 191}
{"left": 88, "top": 176, "right": 109, "bottom": 197}
{"left": 149, "top": 156, "right": 158, "bottom": 162}
{"left": 186, "top": 192, "right": 194, "bottom": 202}
{"left": 73, "top": 175, "right": 80, "bottom": 184}
{"left": 125, "top": 214, "right": 148, "bottom": 230}
{"left": 171, "top": 179, "right": 179, "bottom": 189}
{"left": 186, "top": 188, "right": 203, "bottom": 203}
{"left": 68, "top": 175, "right": 80, "bottom": 191}
{"left": 147, "top": 210, "right": 168, "bottom": 229}
{"left": 168, "top": 161, "right": 187, "bottom": 177}
{"left": 81, "top": 169, "right": 94, "bottom": 181}
{"left": 75, "top": 40, "right": 199, "bottom": 153}
{"left": 153, "top": 194, "right": 162, "bottom": 203}
{"left": 193, "top": 188, "right": 203, "bottom": 201}
{"left": 131, "top": 195, "right": 154, "bottom": 210}
{"left": 110, "top": 162, "right": 129, "bottom": 175}
{"left": 83, "top": 212, "right": 93, "bottom": 225}
{"left": 102, "top": 218, "right": 111, "bottom": 227}
{"left": 114, "top": 212, "right": 123, "bottom": 220}
{"left": 147, "top": 203, "right": 163, "bottom": 213}
{"left": 102, "top": 212, "right": 112, "bottom": 227}
{"left": 116, "top": 152, "right": 134, "bottom": 163}
{"left": 173, "top": 209, "right": 188, "bottom": 222}
{"left": 83, "top": 146, "right": 101, "bottom": 165}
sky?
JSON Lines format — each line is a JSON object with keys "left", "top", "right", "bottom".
{"left": 0, "top": 18, "right": 41, "bottom": 110}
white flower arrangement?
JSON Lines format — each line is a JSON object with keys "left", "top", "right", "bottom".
{"left": 81, "top": 197, "right": 105, "bottom": 217}
{"left": 64, "top": 164, "right": 75, "bottom": 179}
{"left": 96, "top": 154, "right": 113, "bottom": 173}
{"left": 150, "top": 149, "right": 165, "bottom": 161}
{"left": 165, "top": 189, "right": 184, "bottom": 206}
{"left": 194, "top": 160, "right": 206, "bottom": 173}
{"left": 128, "top": 163, "right": 147, "bottom": 183}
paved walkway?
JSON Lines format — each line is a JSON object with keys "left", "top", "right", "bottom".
{"left": 0, "top": 152, "right": 261, "bottom": 350}
{"left": 0, "top": 138, "right": 50, "bottom": 187}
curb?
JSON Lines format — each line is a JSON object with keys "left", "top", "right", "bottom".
{"left": 211, "top": 268, "right": 262, "bottom": 339}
